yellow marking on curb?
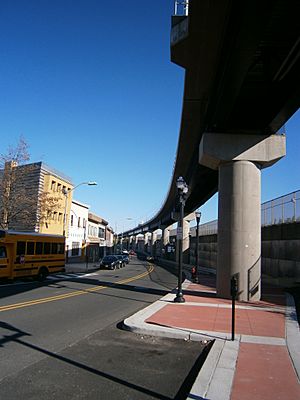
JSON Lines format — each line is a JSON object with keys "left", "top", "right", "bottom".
{"left": 0, "top": 264, "right": 154, "bottom": 313}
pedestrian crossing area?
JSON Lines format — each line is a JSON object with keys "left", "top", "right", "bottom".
{"left": 46, "top": 272, "right": 98, "bottom": 281}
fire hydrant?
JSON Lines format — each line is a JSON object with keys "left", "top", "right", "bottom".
{"left": 191, "top": 266, "right": 197, "bottom": 282}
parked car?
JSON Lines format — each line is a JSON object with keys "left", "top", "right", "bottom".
{"left": 115, "top": 255, "right": 126, "bottom": 268}
{"left": 100, "top": 255, "right": 121, "bottom": 270}
{"left": 121, "top": 254, "right": 129, "bottom": 264}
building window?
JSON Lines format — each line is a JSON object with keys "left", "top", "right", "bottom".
{"left": 71, "top": 215, "right": 73, "bottom": 226}
{"left": 53, "top": 211, "right": 57, "bottom": 221}
{"left": 98, "top": 227, "right": 105, "bottom": 239}
{"left": 51, "top": 180, "right": 56, "bottom": 191}
{"left": 83, "top": 218, "right": 86, "bottom": 228}
{"left": 72, "top": 242, "right": 80, "bottom": 256}
{"left": 57, "top": 183, "right": 61, "bottom": 192}
{"left": 78, "top": 217, "right": 81, "bottom": 228}
{"left": 58, "top": 213, "right": 63, "bottom": 222}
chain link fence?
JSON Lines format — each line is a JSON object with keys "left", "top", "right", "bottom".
{"left": 193, "top": 189, "right": 299, "bottom": 236}
{"left": 261, "top": 190, "right": 299, "bottom": 226}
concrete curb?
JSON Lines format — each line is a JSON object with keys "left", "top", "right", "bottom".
{"left": 187, "top": 339, "right": 240, "bottom": 400}
{"left": 123, "top": 279, "right": 300, "bottom": 399}
{"left": 285, "top": 292, "right": 300, "bottom": 381}
{"left": 123, "top": 293, "right": 191, "bottom": 341}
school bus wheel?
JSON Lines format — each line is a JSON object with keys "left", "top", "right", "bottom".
{"left": 38, "top": 267, "right": 48, "bottom": 281}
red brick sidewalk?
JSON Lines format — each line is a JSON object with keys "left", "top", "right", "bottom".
{"left": 145, "top": 278, "right": 300, "bottom": 399}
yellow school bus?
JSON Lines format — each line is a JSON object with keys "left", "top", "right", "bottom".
{"left": 0, "top": 230, "right": 65, "bottom": 281}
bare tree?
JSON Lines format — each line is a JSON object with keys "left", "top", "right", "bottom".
{"left": 0, "top": 137, "right": 60, "bottom": 231}
{"left": 37, "top": 191, "right": 63, "bottom": 230}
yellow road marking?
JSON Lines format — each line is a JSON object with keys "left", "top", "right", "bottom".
{"left": 0, "top": 264, "right": 154, "bottom": 313}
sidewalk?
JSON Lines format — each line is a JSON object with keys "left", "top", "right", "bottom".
{"left": 124, "top": 272, "right": 300, "bottom": 400}
{"left": 65, "top": 261, "right": 99, "bottom": 274}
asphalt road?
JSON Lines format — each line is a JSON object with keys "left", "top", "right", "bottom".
{"left": 0, "top": 257, "right": 207, "bottom": 399}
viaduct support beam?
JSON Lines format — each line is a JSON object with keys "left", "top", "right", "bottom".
{"left": 199, "top": 133, "right": 286, "bottom": 301}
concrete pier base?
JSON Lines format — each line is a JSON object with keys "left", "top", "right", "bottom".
{"left": 218, "top": 160, "right": 261, "bottom": 300}
{"left": 199, "top": 133, "right": 286, "bottom": 301}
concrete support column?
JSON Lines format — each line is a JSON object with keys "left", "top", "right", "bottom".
{"left": 144, "top": 232, "right": 150, "bottom": 253}
{"left": 183, "top": 213, "right": 194, "bottom": 264}
{"left": 175, "top": 213, "right": 194, "bottom": 265}
{"left": 199, "top": 133, "right": 286, "bottom": 301}
{"left": 162, "top": 227, "right": 170, "bottom": 247}
{"left": 141, "top": 233, "right": 147, "bottom": 251}
{"left": 150, "top": 231, "right": 157, "bottom": 256}
{"left": 132, "top": 236, "right": 136, "bottom": 251}
{"left": 160, "top": 226, "right": 170, "bottom": 257}
{"left": 218, "top": 160, "right": 261, "bottom": 299}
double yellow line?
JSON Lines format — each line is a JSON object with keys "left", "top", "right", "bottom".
{"left": 0, "top": 264, "right": 154, "bottom": 313}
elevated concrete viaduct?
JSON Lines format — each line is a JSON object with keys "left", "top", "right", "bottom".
{"left": 121, "top": 0, "right": 300, "bottom": 301}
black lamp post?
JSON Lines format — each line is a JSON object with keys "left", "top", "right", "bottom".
{"left": 174, "top": 176, "right": 189, "bottom": 303}
{"left": 195, "top": 210, "right": 201, "bottom": 283}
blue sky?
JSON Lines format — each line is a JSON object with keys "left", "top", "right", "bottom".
{"left": 1, "top": 0, "right": 299, "bottom": 232}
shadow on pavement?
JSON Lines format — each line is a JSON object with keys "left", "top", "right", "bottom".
{"left": 0, "top": 321, "right": 211, "bottom": 400}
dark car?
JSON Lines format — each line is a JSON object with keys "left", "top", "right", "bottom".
{"left": 100, "top": 255, "right": 120, "bottom": 270}
{"left": 115, "top": 255, "right": 126, "bottom": 268}
{"left": 121, "top": 254, "right": 130, "bottom": 264}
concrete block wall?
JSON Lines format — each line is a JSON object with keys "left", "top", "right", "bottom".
{"left": 261, "top": 222, "right": 300, "bottom": 286}
{"left": 188, "top": 223, "right": 300, "bottom": 287}
{"left": 156, "top": 222, "right": 299, "bottom": 287}
{"left": 189, "top": 234, "right": 218, "bottom": 272}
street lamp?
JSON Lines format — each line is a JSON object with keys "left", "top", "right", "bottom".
{"left": 62, "top": 181, "right": 97, "bottom": 237}
{"left": 174, "top": 176, "right": 189, "bottom": 303}
{"left": 194, "top": 210, "right": 201, "bottom": 283}
{"left": 120, "top": 217, "right": 134, "bottom": 252}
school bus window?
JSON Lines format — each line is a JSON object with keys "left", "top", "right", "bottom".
{"left": 44, "top": 242, "right": 51, "bottom": 254}
{"left": 57, "top": 243, "right": 64, "bottom": 254}
{"left": 26, "top": 242, "right": 35, "bottom": 255}
{"left": 17, "top": 241, "right": 26, "bottom": 255}
{"left": 52, "top": 243, "right": 58, "bottom": 254}
{"left": 0, "top": 246, "right": 7, "bottom": 258}
{"left": 36, "top": 242, "right": 43, "bottom": 255}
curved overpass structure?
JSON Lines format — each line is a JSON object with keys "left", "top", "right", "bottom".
{"left": 124, "top": 0, "right": 300, "bottom": 238}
